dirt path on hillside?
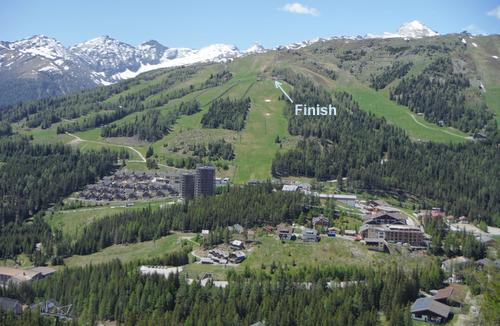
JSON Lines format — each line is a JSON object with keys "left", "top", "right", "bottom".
{"left": 407, "top": 113, "right": 470, "bottom": 140}
{"left": 66, "top": 132, "right": 146, "bottom": 162}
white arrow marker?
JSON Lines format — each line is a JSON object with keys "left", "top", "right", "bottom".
{"left": 274, "top": 80, "right": 293, "bottom": 103}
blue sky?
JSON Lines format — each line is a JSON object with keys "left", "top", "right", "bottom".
{"left": 1, "top": 1, "right": 500, "bottom": 49}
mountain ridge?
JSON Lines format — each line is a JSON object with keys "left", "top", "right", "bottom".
{"left": 0, "top": 20, "right": 491, "bottom": 107}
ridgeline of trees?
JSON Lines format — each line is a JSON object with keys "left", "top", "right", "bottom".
{"left": 370, "top": 61, "right": 413, "bottom": 90}
{"left": 391, "top": 57, "right": 495, "bottom": 133}
{"left": 201, "top": 97, "right": 251, "bottom": 131}
{"left": 0, "top": 138, "right": 118, "bottom": 224}
{"left": 100, "top": 100, "right": 200, "bottom": 142}
{"left": 271, "top": 69, "right": 500, "bottom": 226}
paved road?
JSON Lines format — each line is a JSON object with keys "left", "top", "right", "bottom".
{"left": 66, "top": 132, "right": 146, "bottom": 162}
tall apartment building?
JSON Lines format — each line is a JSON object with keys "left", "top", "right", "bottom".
{"left": 180, "top": 173, "right": 195, "bottom": 199}
{"left": 194, "top": 166, "right": 216, "bottom": 198}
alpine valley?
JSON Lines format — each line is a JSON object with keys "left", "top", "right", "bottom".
{"left": 0, "top": 18, "right": 499, "bottom": 326}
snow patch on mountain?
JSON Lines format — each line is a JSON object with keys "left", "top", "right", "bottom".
{"left": 8, "top": 35, "right": 74, "bottom": 60}
{"left": 110, "top": 43, "right": 242, "bottom": 80}
{"left": 245, "top": 42, "right": 266, "bottom": 54}
{"left": 367, "top": 20, "right": 439, "bottom": 39}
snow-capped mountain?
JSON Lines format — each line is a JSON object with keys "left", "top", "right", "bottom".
{"left": 367, "top": 20, "right": 439, "bottom": 39}
{"left": 0, "top": 20, "right": 441, "bottom": 106}
{"left": 245, "top": 42, "right": 266, "bottom": 54}
{"left": 0, "top": 35, "right": 260, "bottom": 106}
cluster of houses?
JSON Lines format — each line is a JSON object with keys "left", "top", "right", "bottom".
{"left": 199, "top": 238, "right": 247, "bottom": 265}
{"left": 358, "top": 200, "right": 430, "bottom": 251}
{"left": 410, "top": 285, "right": 465, "bottom": 324}
{"left": 79, "top": 170, "right": 179, "bottom": 201}
{"left": 419, "top": 208, "right": 497, "bottom": 248}
{"left": 276, "top": 223, "right": 320, "bottom": 242}
{"left": 0, "top": 266, "right": 58, "bottom": 316}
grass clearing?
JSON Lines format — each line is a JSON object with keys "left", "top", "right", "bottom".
{"left": 46, "top": 198, "right": 176, "bottom": 236}
{"left": 183, "top": 233, "right": 435, "bottom": 280}
{"left": 64, "top": 233, "right": 195, "bottom": 268}
{"left": 295, "top": 65, "right": 469, "bottom": 143}
{"left": 232, "top": 80, "right": 292, "bottom": 182}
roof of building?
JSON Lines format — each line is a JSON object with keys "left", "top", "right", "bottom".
{"left": 0, "top": 297, "right": 21, "bottom": 312}
{"left": 369, "top": 199, "right": 388, "bottom": 206}
{"left": 313, "top": 215, "right": 330, "bottom": 224}
{"left": 360, "top": 224, "right": 421, "bottom": 233}
{"left": 30, "top": 266, "right": 56, "bottom": 276}
{"left": 303, "top": 228, "right": 317, "bottom": 235}
{"left": 231, "top": 240, "right": 244, "bottom": 247}
{"left": 363, "top": 212, "right": 406, "bottom": 223}
{"left": 333, "top": 194, "right": 357, "bottom": 200}
{"left": 387, "top": 225, "right": 421, "bottom": 231}
{"left": 277, "top": 223, "right": 293, "bottom": 233}
{"left": 0, "top": 266, "right": 41, "bottom": 281}
{"left": 0, "top": 266, "right": 24, "bottom": 277}
{"left": 411, "top": 298, "right": 450, "bottom": 318}
{"left": 232, "top": 251, "right": 246, "bottom": 258}
{"left": 139, "top": 266, "right": 183, "bottom": 278}
{"left": 282, "top": 185, "right": 299, "bottom": 192}
{"left": 433, "top": 286, "right": 454, "bottom": 301}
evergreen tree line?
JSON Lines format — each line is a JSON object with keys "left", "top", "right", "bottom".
{"left": 101, "top": 100, "right": 200, "bottom": 142}
{"left": 391, "top": 57, "right": 495, "bottom": 133}
{"left": 71, "top": 184, "right": 308, "bottom": 255}
{"left": 0, "top": 257, "right": 445, "bottom": 325}
{"left": 190, "top": 139, "right": 235, "bottom": 160}
{"left": 201, "top": 97, "right": 251, "bottom": 131}
{"left": 0, "top": 138, "right": 118, "bottom": 225}
{"left": 370, "top": 61, "right": 413, "bottom": 90}
{"left": 271, "top": 69, "right": 500, "bottom": 225}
